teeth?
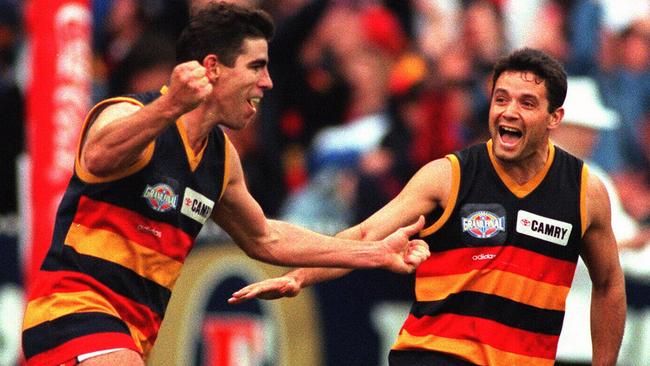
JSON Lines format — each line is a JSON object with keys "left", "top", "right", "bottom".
{"left": 249, "top": 98, "right": 260, "bottom": 107}
{"left": 502, "top": 126, "right": 519, "bottom": 133}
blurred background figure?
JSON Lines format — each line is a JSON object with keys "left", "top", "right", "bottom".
{"left": 552, "top": 76, "right": 650, "bottom": 366}
{"left": 0, "top": 0, "right": 24, "bottom": 365}
{"left": 599, "top": 20, "right": 650, "bottom": 226}
{"left": 93, "top": 0, "right": 188, "bottom": 100}
{"left": 276, "top": 1, "right": 410, "bottom": 230}
{"left": 107, "top": 32, "right": 176, "bottom": 96}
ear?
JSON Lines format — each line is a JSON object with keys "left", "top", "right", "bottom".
{"left": 202, "top": 54, "right": 221, "bottom": 82}
{"left": 548, "top": 107, "right": 564, "bottom": 131}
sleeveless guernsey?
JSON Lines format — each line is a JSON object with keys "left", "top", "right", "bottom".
{"left": 391, "top": 140, "right": 588, "bottom": 366}
{"left": 22, "top": 90, "right": 229, "bottom": 365}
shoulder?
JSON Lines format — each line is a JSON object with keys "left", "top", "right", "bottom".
{"left": 584, "top": 168, "right": 612, "bottom": 231}
{"left": 123, "top": 91, "right": 162, "bottom": 105}
{"left": 553, "top": 144, "right": 585, "bottom": 172}
{"left": 413, "top": 157, "right": 453, "bottom": 183}
{"left": 212, "top": 126, "right": 227, "bottom": 145}
{"left": 89, "top": 91, "right": 164, "bottom": 129}
{"left": 96, "top": 101, "right": 142, "bottom": 118}
{"left": 87, "top": 102, "right": 142, "bottom": 134}
{"left": 586, "top": 168, "right": 609, "bottom": 206}
{"left": 401, "top": 157, "right": 453, "bottom": 207}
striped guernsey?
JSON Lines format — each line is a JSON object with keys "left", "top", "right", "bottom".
{"left": 22, "top": 90, "right": 229, "bottom": 366}
{"left": 391, "top": 140, "right": 588, "bottom": 366}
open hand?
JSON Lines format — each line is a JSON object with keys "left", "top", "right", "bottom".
{"left": 228, "top": 276, "right": 301, "bottom": 305}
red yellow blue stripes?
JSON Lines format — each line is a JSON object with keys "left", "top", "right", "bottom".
{"left": 23, "top": 195, "right": 195, "bottom": 364}
{"left": 74, "top": 195, "right": 193, "bottom": 263}
{"left": 393, "top": 327, "right": 555, "bottom": 366}
{"left": 393, "top": 245, "right": 576, "bottom": 364}
{"left": 415, "top": 246, "right": 576, "bottom": 287}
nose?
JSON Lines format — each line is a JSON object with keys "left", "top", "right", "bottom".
{"left": 259, "top": 67, "right": 273, "bottom": 90}
{"left": 502, "top": 100, "right": 520, "bottom": 118}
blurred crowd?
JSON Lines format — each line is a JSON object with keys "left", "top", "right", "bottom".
{"left": 0, "top": 0, "right": 649, "bottom": 365}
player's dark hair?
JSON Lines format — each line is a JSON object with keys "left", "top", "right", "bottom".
{"left": 491, "top": 48, "right": 567, "bottom": 113}
{"left": 175, "top": 2, "right": 274, "bottom": 67}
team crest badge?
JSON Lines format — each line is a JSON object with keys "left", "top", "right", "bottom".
{"left": 143, "top": 183, "right": 179, "bottom": 212}
{"left": 462, "top": 210, "right": 506, "bottom": 239}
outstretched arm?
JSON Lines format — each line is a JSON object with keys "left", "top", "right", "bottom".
{"left": 213, "top": 141, "right": 431, "bottom": 274}
{"left": 581, "top": 171, "right": 626, "bottom": 366}
{"left": 228, "top": 225, "right": 369, "bottom": 304}
{"left": 228, "top": 158, "right": 452, "bottom": 304}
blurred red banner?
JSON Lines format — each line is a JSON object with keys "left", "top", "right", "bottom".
{"left": 24, "top": 0, "right": 91, "bottom": 295}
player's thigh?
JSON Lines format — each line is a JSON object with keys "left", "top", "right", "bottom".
{"left": 78, "top": 349, "right": 144, "bottom": 366}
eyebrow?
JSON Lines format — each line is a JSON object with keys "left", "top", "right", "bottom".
{"left": 248, "top": 58, "right": 268, "bottom": 67}
{"left": 494, "top": 88, "right": 539, "bottom": 100}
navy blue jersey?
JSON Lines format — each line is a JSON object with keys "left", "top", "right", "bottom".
{"left": 23, "top": 90, "right": 229, "bottom": 364}
{"left": 392, "top": 140, "right": 587, "bottom": 366}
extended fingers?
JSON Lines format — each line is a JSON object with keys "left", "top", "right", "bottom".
{"left": 228, "top": 284, "right": 259, "bottom": 304}
{"left": 230, "top": 283, "right": 256, "bottom": 298}
{"left": 227, "top": 278, "right": 299, "bottom": 305}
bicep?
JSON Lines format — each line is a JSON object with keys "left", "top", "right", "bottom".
{"left": 83, "top": 102, "right": 142, "bottom": 150}
{"left": 211, "top": 140, "right": 269, "bottom": 247}
{"left": 580, "top": 173, "right": 621, "bottom": 287}
{"left": 80, "top": 102, "right": 143, "bottom": 168}
{"left": 356, "top": 158, "right": 450, "bottom": 241}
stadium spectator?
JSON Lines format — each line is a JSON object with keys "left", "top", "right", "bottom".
{"left": 254, "top": 0, "right": 347, "bottom": 215}
{"left": 107, "top": 32, "right": 177, "bottom": 96}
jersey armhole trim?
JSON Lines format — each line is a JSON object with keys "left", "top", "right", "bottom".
{"left": 218, "top": 132, "right": 231, "bottom": 201}
{"left": 420, "top": 154, "right": 461, "bottom": 237}
{"left": 580, "top": 164, "right": 589, "bottom": 236}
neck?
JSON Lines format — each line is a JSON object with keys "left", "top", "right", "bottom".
{"left": 181, "top": 109, "right": 213, "bottom": 154}
{"left": 490, "top": 139, "right": 551, "bottom": 185}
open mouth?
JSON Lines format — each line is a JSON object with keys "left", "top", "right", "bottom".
{"left": 498, "top": 126, "right": 523, "bottom": 145}
{"left": 248, "top": 97, "right": 261, "bottom": 112}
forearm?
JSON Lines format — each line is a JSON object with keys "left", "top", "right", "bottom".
{"left": 248, "top": 219, "right": 388, "bottom": 269}
{"left": 263, "top": 222, "right": 381, "bottom": 288}
{"left": 590, "top": 276, "right": 626, "bottom": 365}
{"left": 225, "top": 222, "right": 364, "bottom": 305}
{"left": 284, "top": 267, "right": 352, "bottom": 289}
{"left": 227, "top": 178, "right": 434, "bottom": 304}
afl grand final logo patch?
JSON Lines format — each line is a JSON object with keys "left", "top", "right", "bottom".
{"left": 143, "top": 183, "right": 179, "bottom": 212}
{"left": 462, "top": 210, "right": 506, "bottom": 239}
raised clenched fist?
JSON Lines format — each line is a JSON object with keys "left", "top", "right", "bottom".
{"left": 166, "top": 61, "right": 213, "bottom": 113}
